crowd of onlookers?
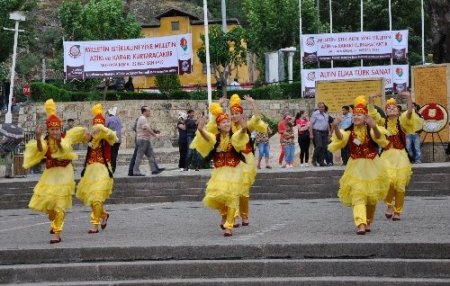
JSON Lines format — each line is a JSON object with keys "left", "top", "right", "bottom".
{"left": 174, "top": 100, "right": 427, "bottom": 171}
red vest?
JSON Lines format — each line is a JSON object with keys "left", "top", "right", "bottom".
{"left": 349, "top": 129, "right": 378, "bottom": 160}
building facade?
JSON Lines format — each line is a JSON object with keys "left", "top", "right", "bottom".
{"left": 135, "top": 8, "right": 256, "bottom": 91}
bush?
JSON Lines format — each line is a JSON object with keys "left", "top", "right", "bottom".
{"left": 155, "top": 74, "right": 182, "bottom": 97}
{"left": 29, "top": 81, "right": 302, "bottom": 101}
{"left": 30, "top": 82, "right": 64, "bottom": 102}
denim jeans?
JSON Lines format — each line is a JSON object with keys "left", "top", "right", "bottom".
{"left": 406, "top": 134, "right": 421, "bottom": 162}
{"left": 258, "top": 143, "right": 270, "bottom": 159}
{"left": 284, "top": 144, "right": 295, "bottom": 164}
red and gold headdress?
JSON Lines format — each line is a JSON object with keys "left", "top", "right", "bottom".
{"left": 229, "top": 94, "right": 243, "bottom": 114}
{"left": 45, "top": 99, "right": 62, "bottom": 128}
{"left": 353, "top": 96, "right": 368, "bottom": 115}
{"left": 385, "top": 98, "right": 397, "bottom": 110}
{"left": 91, "top": 103, "right": 105, "bottom": 125}
{"left": 210, "top": 103, "right": 228, "bottom": 125}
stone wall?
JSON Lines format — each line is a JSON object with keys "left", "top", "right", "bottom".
{"left": 18, "top": 99, "right": 315, "bottom": 148}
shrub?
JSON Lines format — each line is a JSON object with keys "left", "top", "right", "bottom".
{"left": 155, "top": 74, "right": 182, "bottom": 97}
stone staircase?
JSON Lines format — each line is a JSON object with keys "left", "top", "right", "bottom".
{"left": 0, "top": 164, "right": 449, "bottom": 210}
{"left": 0, "top": 243, "right": 449, "bottom": 285}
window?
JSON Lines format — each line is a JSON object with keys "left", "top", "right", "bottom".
{"left": 171, "top": 21, "right": 179, "bottom": 31}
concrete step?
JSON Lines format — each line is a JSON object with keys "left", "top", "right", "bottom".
{"left": 2, "top": 243, "right": 450, "bottom": 266}
{"left": 0, "top": 165, "right": 448, "bottom": 209}
{"left": 1, "top": 259, "right": 449, "bottom": 284}
{"left": 25, "top": 277, "right": 450, "bottom": 286}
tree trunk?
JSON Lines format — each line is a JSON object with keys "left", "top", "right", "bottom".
{"left": 429, "top": 0, "right": 450, "bottom": 63}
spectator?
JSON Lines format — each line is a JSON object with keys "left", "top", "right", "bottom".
{"left": 277, "top": 113, "right": 292, "bottom": 167}
{"left": 106, "top": 106, "right": 122, "bottom": 173}
{"left": 124, "top": 77, "right": 134, "bottom": 92}
{"left": 324, "top": 105, "right": 334, "bottom": 166}
{"left": 255, "top": 126, "right": 272, "bottom": 169}
{"left": 132, "top": 106, "right": 164, "bottom": 176}
{"left": 405, "top": 103, "right": 424, "bottom": 164}
{"left": 309, "top": 102, "right": 330, "bottom": 167}
{"left": 177, "top": 111, "right": 188, "bottom": 171}
{"left": 229, "top": 78, "right": 242, "bottom": 90}
{"left": 63, "top": 119, "right": 75, "bottom": 134}
{"left": 282, "top": 122, "right": 296, "bottom": 168}
{"left": 295, "top": 111, "right": 310, "bottom": 167}
{"left": 339, "top": 105, "right": 353, "bottom": 165}
{"left": 184, "top": 109, "right": 200, "bottom": 171}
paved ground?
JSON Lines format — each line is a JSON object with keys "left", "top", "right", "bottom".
{"left": 0, "top": 196, "right": 449, "bottom": 250}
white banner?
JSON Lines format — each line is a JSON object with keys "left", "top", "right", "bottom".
{"left": 302, "top": 65, "right": 409, "bottom": 97}
{"left": 302, "top": 30, "right": 408, "bottom": 62}
{"left": 63, "top": 34, "right": 193, "bottom": 79}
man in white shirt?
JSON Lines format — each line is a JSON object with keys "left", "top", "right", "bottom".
{"left": 132, "top": 106, "right": 164, "bottom": 176}
{"left": 229, "top": 78, "right": 241, "bottom": 91}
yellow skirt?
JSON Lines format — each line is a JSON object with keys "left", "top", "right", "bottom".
{"left": 241, "top": 152, "right": 257, "bottom": 196}
{"left": 28, "top": 165, "right": 75, "bottom": 212}
{"left": 203, "top": 164, "right": 246, "bottom": 210}
{"left": 380, "top": 148, "right": 412, "bottom": 193}
{"left": 76, "top": 163, "right": 114, "bottom": 206}
{"left": 338, "top": 157, "right": 389, "bottom": 207}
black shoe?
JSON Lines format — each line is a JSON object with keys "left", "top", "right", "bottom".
{"left": 128, "top": 173, "right": 133, "bottom": 176}
{"left": 151, "top": 170, "right": 162, "bottom": 175}
{"left": 133, "top": 173, "right": 145, "bottom": 176}
{"left": 158, "top": 167, "right": 165, "bottom": 172}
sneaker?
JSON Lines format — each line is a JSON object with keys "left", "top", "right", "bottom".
{"left": 300, "top": 163, "right": 305, "bottom": 167}
{"left": 305, "top": 163, "right": 309, "bottom": 167}
{"left": 179, "top": 168, "right": 184, "bottom": 172}
{"left": 266, "top": 166, "right": 272, "bottom": 169}
{"left": 151, "top": 170, "right": 162, "bottom": 175}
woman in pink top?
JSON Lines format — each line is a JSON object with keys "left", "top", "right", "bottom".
{"left": 295, "top": 111, "right": 311, "bottom": 167}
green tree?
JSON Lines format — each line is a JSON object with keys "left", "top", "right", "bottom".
{"left": 59, "top": 0, "right": 142, "bottom": 99}
{"left": 0, "top": 0, "right": 35, "bottom": 63}
{"left": 197, "top": 25, "right": 248, "bottom": 97}
{"left": 243, "top": 0, "right": 320, "bottom": 81}
{"left": 59, "top": 0, "right": 141, "bottom": 41}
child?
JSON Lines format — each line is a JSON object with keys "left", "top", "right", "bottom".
{"left": 23, "top": 99, "right": 83, "bottom": 243}
{"left": 255, "top": 127, "right": 272, "bottom": 169}
{"left": 328, "top": 96, "right": 389, "bottom": 235}
{"left": 76, "top": 103, "right": 118, "bottom": 234}
{"left": 282, "top": 122, "right": 296, "bottom": 168}
{"left": 190, "top": 103, "right": 249, "bottom": 237}
{"left": 368, "top": 92, "right": 421, "bottom": 221}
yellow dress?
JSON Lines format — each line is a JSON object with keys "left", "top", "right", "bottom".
{"left": 328, "top": 125, "right": 389, "bottom": 207}
{"left": 206, "top": 115, "right": 267, "bottom": 196}
{"left": 24, "top": 128, "right": 84, "bottom": 212}
{"left": 76, "top": 124, "right": 118, "bottom": 206}
{"left": 190, "top": 129, "right": 249, "bottom": 210}
{"left": 368, "top": 106, "right": 421, "bottom": 192}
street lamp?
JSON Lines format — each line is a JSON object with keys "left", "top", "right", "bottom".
{"left": 3, "top": 11, "right": 26, "bottom": 124}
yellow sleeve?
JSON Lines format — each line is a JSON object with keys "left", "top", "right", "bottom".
{"left": 91, "top": 124, "right": 118, "bottom": 148}
{"left": 190, "top": 130, "right": 216, "bottom": 158}
{"left": 65, "top": 126, "right": 88, "bottom": 144}
{"left": 205, "top": 119, "right": 219, "bottom": 134}
{"left": 23, "top": 137, "right": 47, "bottom": 169}
{"left": 371, "top": 126, "right": 389, "bottom": 148}
{"left": 400, "top": 111, "right": 421, "bottom": 134}
{"left": 328, "top": 130, "right": 351, "bottom": 152}
{"left": 231, "top": 129, "right": 250, "bottom": 152}
{"left": 51, "top": 137, "right": 78, "bottom": 161}
{"left": 368, "top": 104, "right": 386, "bottom": 126}
{"left": 247, "top": 115, "right": 268, "bottom": 133}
